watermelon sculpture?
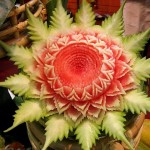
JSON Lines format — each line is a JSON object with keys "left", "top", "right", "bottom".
{"left": 0, "top": 0, "right": 150, "bottom": 150}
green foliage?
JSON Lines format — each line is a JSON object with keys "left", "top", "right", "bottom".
{"left": 46, "top": 0, "right": 68, "bottom": 26}
{"left": 26, "top": 8, "right": 49, "bottom": 43}
{"left": 5, "top": 100, "right": 46, "bottom": 132}
{"left": 46, "top": 0, "right": 57, "bottom": 27}
{"left": 14, "top": 96, "right": 24, "bottom": 106}
{"left": 0, "top": 135, "right": 5, "bottom": 148}
{"left": 102, "top": 111, "right": 133, "bottom": 150}
{"left": 101, "top": 1, "right": 125, "bottom": 37}
{"left": 0, "top": 41, "right": 33, "bottom": 72}
{"left": 42, "top": 115, "right": 73, "bottom": 150}
{"left": 122, "top": 29, "right": 150, "bottom": 58}
{"left": 0, "top": 73, "right": 31, "bottom": 96}
{"left": 49, "top": 0, "right": 73, "bottom": 31}
{"left": 133, "top": 57, "right": 150, "bottom": 81}
{"left": 123, "top": 90, "right": 150, "bottom": 114}
{"left": 75, "top": 0, "right": 95, "bottom": 27}
{"left": 75, "top": 119, "right": 100, "bottom": 150}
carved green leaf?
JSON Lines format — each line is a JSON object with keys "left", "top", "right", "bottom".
{"left": 102, "top": 111, "right": 133, "bottom": 150}
{"left": 122, "top": 29, "right": 150, "bottom": 58}
{"left": 5, "top": 100, "right": 46, "bottom": 132}
{"left": 26, "top": 8, "right": 49, "bottom": 43}
{"left": 133, "top": 57, "right": 150, "bottom": 81}
{"left": 123, "top": 90, "right": 150, "bottom": 114}
{"left": 101, "top": 2, "right": 125, "bottom": 37}
{"left": 75, "top": 0, "right": 96, "bottom": 27}
{"left": 42, "top": 114, "right": 73, "bottom": 150}
{"left": 46, "top": 0, "right": 68, "bottom": 26}
{"left": 0, "top": 41, "right": 34, "bottom": 72}
{"left": 75, "top": 119, "right": 100, "bottom": 150}
{"left": 0, "top": 73, "right": 31, "bottom": 96}
{"left": 50, "top": 0, "right": 73, "bottom": 31}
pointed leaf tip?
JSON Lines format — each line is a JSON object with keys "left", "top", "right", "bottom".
{"left": 0, "top": 40, "right": 12, "bottom": 53}
{"left": 123, "top": 90, "right": 150, "bottom": 114}
{"left": 75, "top": 0, "right": 96, "bottom": 27}
{"left": 26, "top": 7, "right": 49, "bottom": 42}
{"left": 75, "top": 119, "right": 100, "bottom": 150}
{"left": 4, "top": 100, "right": 46, "bottom": 132}
{"left": 102, "top": 111, "right": 133, "bottom": 150}
{"left": 50, "top": 0, "right": 72, "bottom": 31}
{"left": 0, "top": 73, "right": 31, "bottom": 96}
{"left": 101, "top": 1, "right": 125, "bottom": 37}
{"left": 42, "top": 115, "right": 73, "bottom": 150}
{"left": 133, "top": 57, "right": 150, "bottom": 81}
{"left": 122, "top": 28, "right": 150, "bottom": 56}
{"left": 0, "top": 41, "right": 34, "bottom": 72}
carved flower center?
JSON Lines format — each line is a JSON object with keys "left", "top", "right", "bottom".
{"left": 54, "top": 43, "right": 102, "bottom": 88}
{"left": 36, "top": 31, "right": 134, "bottom": 103}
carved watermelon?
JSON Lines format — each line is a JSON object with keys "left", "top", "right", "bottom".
{"left": 0, "top": 0, "right": 150, "bottom": 150}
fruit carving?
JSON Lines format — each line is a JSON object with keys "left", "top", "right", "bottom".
{"left": 0, "top": 0, "right": 150, "bottom": 150}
